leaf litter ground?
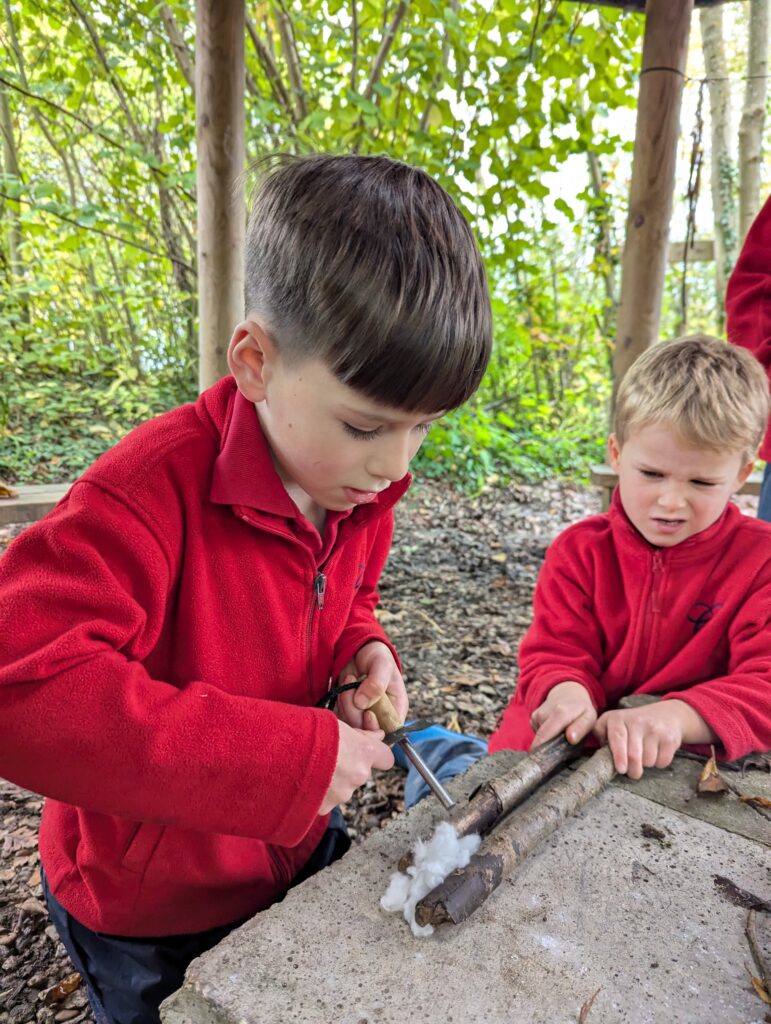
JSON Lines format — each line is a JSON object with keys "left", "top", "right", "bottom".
{"left": 4, "top": 478, "right": 757, "bottom": 1022}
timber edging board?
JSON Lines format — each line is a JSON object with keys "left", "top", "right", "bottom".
{"left": 0, "top": 484, "right": 71, "bottom": 526}
{"left": 591, "top": 464, "right": 763, "bottom": 512}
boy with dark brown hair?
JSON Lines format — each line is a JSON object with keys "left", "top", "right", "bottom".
{"left": 0, "top": 154, "right": 492, "bottom": 1023}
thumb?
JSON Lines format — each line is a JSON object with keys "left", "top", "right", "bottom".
{"left": 353, "top": 671, "right": 388, "bottom": 710}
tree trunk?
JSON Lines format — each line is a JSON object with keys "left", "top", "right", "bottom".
{"left": 196, "top": 0, "right": 245, "bottom": 390}
{"left": 738, "top": 0, "right": 769, "bottom": 243}
{"left": 699, "top": 6, "right": 736, "bottom": 330}
{"left": 613, "top": 0, "right": 693, "bottom": 388}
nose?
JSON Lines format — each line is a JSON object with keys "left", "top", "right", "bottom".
{"left": 656, "top": 482, "right": 687, "bottom": 512}
{"left": 367, "top": 433, "right": 412, "bottom": 483}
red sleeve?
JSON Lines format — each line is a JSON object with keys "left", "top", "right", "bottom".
{"left": 0, "top": 483, "right": 338, "bottom": 848}
{"left": 660, "top": 575, "right": 771, "bottom": 761}
{"left": 516, "top": 530, "right": 608, "bottom": 714}
{"left": 726, "top": 194, "right": 771, "bottom": 370}
{"left": 330, "top": 513, "right": 400, "bottom": 678}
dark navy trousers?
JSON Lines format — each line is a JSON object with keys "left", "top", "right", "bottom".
{"left": 42, "top": 808, "right": 351, "bottom": 1024}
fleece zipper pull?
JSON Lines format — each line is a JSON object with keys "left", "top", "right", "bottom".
{"left": 314, "top": 572, "right": 327, "bottom": 611}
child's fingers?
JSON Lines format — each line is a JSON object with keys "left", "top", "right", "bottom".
{"left": 531, "top": 709, "right": 573, "bottom": 747}
{"left": 604, "top": 718, "right": 629, "bottom": 775}
{"left": 565, "top": 707, "right": 596, "bottom": 745}
{"left": 625, "top": 727, "right": 644, "bottom": 779}
{"left": 642, "top": 733, "right": 660, "bottom": 772}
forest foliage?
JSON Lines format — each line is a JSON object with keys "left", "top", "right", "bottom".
{"left": 0, "top": 1, "right": 733, "bottom": 488}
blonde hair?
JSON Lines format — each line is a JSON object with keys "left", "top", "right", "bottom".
{"left": 614, "top": 335, "right": 770, "bottom": 461}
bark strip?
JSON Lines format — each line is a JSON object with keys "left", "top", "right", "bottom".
{"left": 415, "top": 748, "right": 616, "bottom": 928}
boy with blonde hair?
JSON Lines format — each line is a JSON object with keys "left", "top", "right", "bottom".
{"left": 488, "top": 335, "right": 771, "bottom": 775}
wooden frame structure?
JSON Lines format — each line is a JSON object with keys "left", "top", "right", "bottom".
{"left": 192, "top": 0, "right": 740, "bottom": 392}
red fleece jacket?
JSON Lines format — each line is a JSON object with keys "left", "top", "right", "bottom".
{"left": 0, "top": 377, "right": 408, "bottom": 936}
{"left": 489, "top": 493, "right": 771, "bottom": 759}
{"left": 726, "top": 193, "right": 771, "bottom": 460}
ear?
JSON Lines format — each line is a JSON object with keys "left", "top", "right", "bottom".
{"left": 607, "top": 434, "right": 622, "bottom": 473}
{"left": 227, "top": 320, "right": 278, "bottom": 402}
{"left": 734, "top": 458, "right": 756, "bottom": 492}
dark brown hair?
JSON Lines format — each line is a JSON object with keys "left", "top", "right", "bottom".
{"left": 244, "top": 154, "right": 492, "bottom": 412}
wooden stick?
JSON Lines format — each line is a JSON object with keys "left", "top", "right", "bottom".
{"left": 746, "top": 909, "right": 771, "bottom": 992}
{"left": 415, "top": 748, "right": 616, "bottom": 928}
{"left": 452, "top": 735, "right": 582, "bottom": 838}
{"left": 397, "top": 735, "right": 581, "bottom": 872}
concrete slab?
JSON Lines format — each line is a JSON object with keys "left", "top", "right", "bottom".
{"left": 162, "top": 752, "right": 771, "bottom": 1024}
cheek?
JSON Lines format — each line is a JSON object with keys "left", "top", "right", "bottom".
{"left": 409, "top": 433, "right": 428, "bottom": 460}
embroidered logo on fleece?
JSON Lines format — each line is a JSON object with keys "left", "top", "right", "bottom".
{"left": 687, "top": 602, "right": 723, "bottom": 636}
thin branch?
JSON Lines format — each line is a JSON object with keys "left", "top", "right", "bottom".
{"left": 274, "top": 1, "right": 307, "bottom": 121}
{"left": 0, "top": 73, "right": 192, "bottom": 200}
{"left": 364, "top": 0, "right": 410, "bottom": 101}
{"left": 245, "top": 12, "right": 293, "bottom": 116}
{"left": 419, "top": 0, "right": 458, "bottom": 134}
{"left": 351, "top": 0, "right": 359, "bottom": 91}
{"left": 0, "top": 190, "right": 195, "bottom": 272}
{"left": 69, "top": 0, "right": 142, "bottom": 141}
{"left": 159, "top": 3, "right": 195, "bottom": 93}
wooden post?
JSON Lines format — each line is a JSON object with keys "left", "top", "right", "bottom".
{"left": 612, "top": 0, "right": 694, "bottom": 387}
{"left": 195, "top": 0, "right": 245, "bottom": 391}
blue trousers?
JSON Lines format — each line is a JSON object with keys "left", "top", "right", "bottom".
{"left": 42, "top": 808, "right": 350, "bottom": 1024}
{"left": 758, "top": 463, "right": 771, "bottom": 523}
{"left": 396, "top": 726, "right": 488, "bottom": 808}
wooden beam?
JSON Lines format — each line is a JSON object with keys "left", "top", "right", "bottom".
{"left": 580, "top": 1, "right": 741, "bottom": 9}
{"left": 613, "top": 0, "right": 694, "bottom": 386}
{"left": 668, "top": 238, "right": 716, "bottom": 263}
{"left": 0, "top": 484, "right": 71, "bottom": 526}
{"left": 195, "top": 0, "right": 245, "bottom": 391}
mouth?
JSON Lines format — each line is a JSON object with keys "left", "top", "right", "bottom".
{"left": 651, "top": 517, "right": 686, "bottom": 533}
{"left": 343, "top": 486, "right": 382, "bottom": 505}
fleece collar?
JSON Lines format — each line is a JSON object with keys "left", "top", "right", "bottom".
{"left": 203, "top": 377, "right": 410, "bottom": 524}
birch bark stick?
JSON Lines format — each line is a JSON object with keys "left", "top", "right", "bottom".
{"left": 397, "top": 735, "right": 581, "bottom": 872}
{"left": 415, "top": 747, "right": 616, "bottom": 928}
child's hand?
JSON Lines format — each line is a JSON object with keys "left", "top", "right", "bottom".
{"left": 336, "top": 641, "right": 408, "bottom": 731}
{"left": 530, "top": 681, "right": 598, "bottom": 747}
{"left": 319, "top": 720, "right": 394, "bottom": 814}
{"left": 593, "top": 701, "right": 692, "bottom": 779}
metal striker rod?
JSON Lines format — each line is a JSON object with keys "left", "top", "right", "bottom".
{"left": 400, "top": 736, "right": 456, "bottom": 810}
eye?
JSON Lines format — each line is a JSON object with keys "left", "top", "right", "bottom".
{"left": 690, "top": 479, "right": 716, "bottom": 488}
{"left": 343, "top": 422, "right": 382, "bottom": 440}
{"left": 640, "top": 469, "right": 662, "bottom": 478}
{"left": 415, "top": 422, "right": 432, "bottom": 436}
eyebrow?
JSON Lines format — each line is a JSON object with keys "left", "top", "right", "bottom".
{"left": 339, "top": 405, "right": 442, "bottom": 425}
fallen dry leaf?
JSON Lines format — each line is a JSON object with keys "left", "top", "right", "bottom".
{"left": 578, "top": 986, "right": 602, "bottom": 1022}
{"left": 43, "top": 973, "right": 82, "bottom": 1004}
{"left": 739, "top": 795, "right": 771, "bottom": 810}
{"left": 697, "top": 751, "right": 729, "bottom": 795}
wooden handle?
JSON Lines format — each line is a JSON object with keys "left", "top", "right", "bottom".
{"left": 369, "top": 692, "right": 403, "bottom": 735}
